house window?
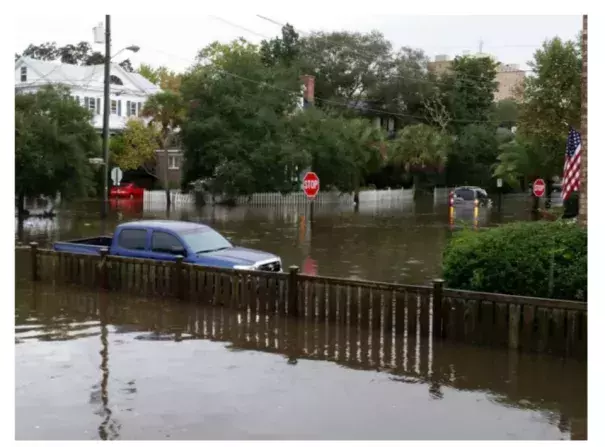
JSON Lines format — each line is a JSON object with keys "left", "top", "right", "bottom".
{"left": 20, "top": 66, "right": 27, "bottom": 82}
{"left": 84, "top": 97, "right": 96, "bottom": 112}
{"left": 168, "top": 155, "right": 180, "bottom": 170}
{"left": 126, "top": 101, "right": 137, "bottom": 116}
{"left": 111, "top": 100, "right": 117, "bottom": 114}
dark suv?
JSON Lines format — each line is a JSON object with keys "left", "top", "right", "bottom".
{"left": 450, "top": 187, "right": 492, "bottom": 207}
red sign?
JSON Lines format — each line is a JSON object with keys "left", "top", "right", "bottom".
{"left": 302, "top": 171, "right": 320, "bottom": 198}
{"left": 533, "top": 178, "right": 546, "bottom": 197}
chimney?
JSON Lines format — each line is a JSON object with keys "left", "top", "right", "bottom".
{"left": 300, "top": 74, "right": 315, "bottom": 108}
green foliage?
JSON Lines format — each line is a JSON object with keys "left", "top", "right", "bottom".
{"left": 447, "top": 124, "right": 499, "bottom": 187}
{"left": 17, "top": 41, "right": 132, "bottom": 71}
{"left": 298, "top": 31, "right": 394, "bottom": 109}
{"left": 260, "top": 24, "right": 301, "bottom": 68}
{"left": 15, "top": 85, "right": 101, "bottom": 205}
{"left": 514, "top": 37, "right": 581, "bottom": 183}
{"left": 110, "top": 119, "right": 160, "bottom": 175}
{"left": 440, "top": 55, "right": 499, "bottom": 132}
{"left": 137, "top": 64, "right": 182, "bottom": 92}
{"left": 490, "top": 99, "right": 519, "bottom": 129}
{"left": 180, "top": 39, "right": 302, "bottom": 196}
{"left": 389, "top": 124, "right": 450, "bottom": 173}
{"left": 289, "top": 108, "right": 386, "bottom": 192}
{"left": 443, "top": 221, "right": 586, "bottom": 300}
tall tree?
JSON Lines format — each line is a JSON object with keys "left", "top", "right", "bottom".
{"left": 137, "top": 64, "right": 182, "bottom": 92}
{"left": 15, "top": 85, "right": 100, "bottom": 215}
{"left": 490, "top": 99, "right": 519, "bottom": 129}
{"left": 260, "top": 23, "right": 301, "bottom": 68}
{"left": 141, "top": 91, "right": 186, "bottom": 207}
{"left": 17, "top": 41, "right": 133, "bottom": 69}
{"left": 298, "top": 31, "right": 394, "bottom": 110}
{"left": 180, "top": 39, "right": 302, "bottom": 198}
{"left": 288, "top": 108, "right": 386, "bottom": 198}
{"left": 514, "top": 37, "right": 581, "bottom": 192}
{"left": 440, "top": 55, "right": 499, "bottom": 132}
{"left": 446, "top": 124, "right": 499, "bottom": 187}
{"left": 388, "top": 124, "right": 451, "bottom": 194}
{"left": 110, "top": 118, "right": 160, "bottom": 178}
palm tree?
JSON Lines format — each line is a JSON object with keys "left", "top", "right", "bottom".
{"left": 388, "top": 124, "right": 450, "bottom": 196}
{"left": 141, "top": 91, "right": 185, "bottom": 208}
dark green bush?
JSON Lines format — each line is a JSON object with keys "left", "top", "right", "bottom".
{"left": 443, "top": 221, "right": 587, "bottom": 300}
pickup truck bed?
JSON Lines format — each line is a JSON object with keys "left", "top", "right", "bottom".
{"left": 53, "top": 236, "right": 113, "bottom": 255}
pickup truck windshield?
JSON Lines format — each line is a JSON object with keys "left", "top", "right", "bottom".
{"left": 180, "top": 229, "right": 233, "bottom": 254}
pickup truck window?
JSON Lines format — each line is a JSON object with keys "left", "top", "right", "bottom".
{"left": 180, "top": 229, "right": 232, "bottom": 254}
{"left": 152, "top": 231, "right": 185, "bottom": 254}
{"left": 118, "top": 229, "right": 147, "bottom": 250}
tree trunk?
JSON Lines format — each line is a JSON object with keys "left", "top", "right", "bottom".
{"left": 545, "top": 179, "right": 553, "bottom": 209}
{"left": 17, "top": 192, "right": 26, "bottom": 217}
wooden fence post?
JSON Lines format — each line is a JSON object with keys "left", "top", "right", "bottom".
{"left": 30, "top": 242, "right": 39, "bottom": 281}
{"left": 175, "top": 255, "right": 184, "bottom": 299}
{"left": 288, "top": 265, "right": 299, "bottom": 317}
{"left": 100, "top": 248, "right": 109, "bottom": 290}
{"left": 432, "top": 279, "right": 444, "bottom": 337}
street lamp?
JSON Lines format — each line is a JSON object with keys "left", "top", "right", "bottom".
{"left": 96, "top": 15, "right": 140, "bottom": 219}
{"left": 111, "top": 45, "right": 140, "bottom": 60}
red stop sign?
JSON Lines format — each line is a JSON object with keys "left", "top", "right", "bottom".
{"left": 302, "top": 171, "right": 320, "bottom": 198}
{"left": 533, "top": 178, "right": 546, "bottom": 198}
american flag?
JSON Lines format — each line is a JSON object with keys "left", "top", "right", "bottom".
{"left": 561, "top": 127, "right": 582, "bottom": 201}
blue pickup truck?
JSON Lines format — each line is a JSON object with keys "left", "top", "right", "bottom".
{"left": 53, "top": 220, "right": 282, "bottom": 272}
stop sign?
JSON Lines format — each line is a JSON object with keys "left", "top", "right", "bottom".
{"left": 533, "top": 178, "right": 546, "bottom": 198}
{"left": 302, "top": 171, "right": 320, "bottom": 198}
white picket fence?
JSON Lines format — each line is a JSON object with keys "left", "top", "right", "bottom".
{"left": 143, "top": 187, "right": 448, "bottom": 210}
{"left": 236, "top": 191, "right": 355, "bottom": 206}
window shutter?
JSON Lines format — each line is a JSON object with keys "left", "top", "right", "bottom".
{"left": 84, "top": 97, "right": 89, "bottom": 108}
{"left": 137, "top": 102, "right": 142, "bottom": 116}
{"left": 75, "top": 95, "right": 80, "bottom": 104}
{"left": 118, "top": 100, "right": 122, "bottom": 116}
{"left": 126, "top": 101, "right": 131, "bottom": 116}
{"left": 96, "top": 98, "right": 101, "bottom": 114}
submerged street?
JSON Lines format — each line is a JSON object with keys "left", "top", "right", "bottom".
{"left": 14, "top": 197, "right": 586, "bottom": 440}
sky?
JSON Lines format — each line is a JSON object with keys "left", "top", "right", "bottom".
{"left": 13, "top": 14, "right": 582, "bottom": 73}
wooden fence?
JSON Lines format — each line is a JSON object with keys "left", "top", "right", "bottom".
{"left": 18, "top": 244, "right": 587, "bottom": 358}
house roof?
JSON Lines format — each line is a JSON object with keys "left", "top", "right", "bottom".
{"left": 15, "top": 56, "right": 161, "bottom": 95}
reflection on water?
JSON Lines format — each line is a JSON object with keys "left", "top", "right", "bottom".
{"left": 15, "top": 282, "right": 587, "bottom": 440}
{"left": 15, "top": 196, "right": 536, "bottom": 285}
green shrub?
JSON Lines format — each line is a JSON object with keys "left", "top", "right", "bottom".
{"left": 443, "top": 221, "right": 587, "bottom": 300}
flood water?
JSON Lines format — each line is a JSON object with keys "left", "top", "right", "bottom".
{"left": 15, "top": 196, "right": 586, "bottom": 440}
{"left": 15, "top": 280, "right": 587, "bottom": 440}
{"left": 16, "top": 195, "right": 542, "bottom": 285}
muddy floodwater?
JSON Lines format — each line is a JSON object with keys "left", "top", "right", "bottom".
{"left": 16, "top": 195, "right": 547, "bottom": 284}
{"left": 15, "top": 196, "right": 585, "bottom": 440}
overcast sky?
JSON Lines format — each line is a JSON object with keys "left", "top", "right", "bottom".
{"left": 13, "top": 15, "right": 582, "bottom": 72}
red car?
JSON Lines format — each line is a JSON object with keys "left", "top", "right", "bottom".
{"left": 109, "top": 182, "right": 145, "bottom": 199}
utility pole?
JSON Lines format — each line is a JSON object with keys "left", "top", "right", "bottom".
{"left": 579, "top": 15, "right": 587, "bottom": 228}
{"left": 101, "top": 15, "right": 111, "bottom": 219}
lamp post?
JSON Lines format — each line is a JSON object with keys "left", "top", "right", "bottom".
{"left": 95, "top": 14, "right": 140, "bottom": 219}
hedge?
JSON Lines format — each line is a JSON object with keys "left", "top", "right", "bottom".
{"left": 442, "top": 221, "right": 587, "bottom": 300}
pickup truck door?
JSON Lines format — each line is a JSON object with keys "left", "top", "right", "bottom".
{"left": 149, "top": 230, "right": 188, "bottom": 262}
{"left": 113, "top": 228, "right": 151, "bottom": 259}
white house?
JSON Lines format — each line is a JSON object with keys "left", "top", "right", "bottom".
{"left": 14, "top": 56, "right": 162, "bottom": 132}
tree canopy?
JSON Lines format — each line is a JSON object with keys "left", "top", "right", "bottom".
{"left": 15, "top": 85, "right": 100, "bottom": 211}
